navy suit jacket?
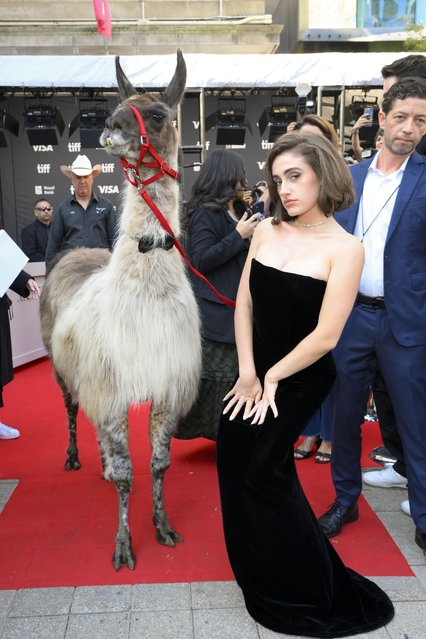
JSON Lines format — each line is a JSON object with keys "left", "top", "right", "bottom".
{"left": 336, "top": 152, "right": 426, "bottom": 347}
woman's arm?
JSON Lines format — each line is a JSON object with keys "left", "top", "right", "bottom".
{"left": 189, "top": 207, "right": 248, "bottom": 273}
{"left": 250, "top": 236, "right": 364, "bottom": 424}
{"left": 350, "top": 114, "right": 371, "bottom": 162}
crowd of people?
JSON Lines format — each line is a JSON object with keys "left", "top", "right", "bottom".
{"left": 1, "top": 52, "right": 426, "bottom": 638}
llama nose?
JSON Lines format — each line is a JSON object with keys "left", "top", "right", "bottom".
{"left": 105, "top": 137, "right": 113, "bottom": 146}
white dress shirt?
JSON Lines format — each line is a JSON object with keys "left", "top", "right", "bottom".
{"left": 354, "top": 152, "right": 408, "bottom": 297}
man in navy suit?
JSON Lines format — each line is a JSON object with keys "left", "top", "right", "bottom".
{"left": 21, "top": 198, "right": 52, "bottom": 261}
{"left": 318, "top": 77, "right": 426, "bottom": 554}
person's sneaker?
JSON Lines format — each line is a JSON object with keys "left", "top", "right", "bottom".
{"left": 401, "top": 500, "right": 411, "bottom": 516}
{"left": 362, "top": 464, "right": 407, "bottom": 488}
{"left": 0, "top": 423, "right": 20, "bottom": 440}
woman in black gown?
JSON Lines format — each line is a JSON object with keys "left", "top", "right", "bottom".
{"left": 216, "top": 132, "right": 394, "bottom": 637}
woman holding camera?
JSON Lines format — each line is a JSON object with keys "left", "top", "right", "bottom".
{"left": 175, "top": 150, "right": 261, "bottom": 440}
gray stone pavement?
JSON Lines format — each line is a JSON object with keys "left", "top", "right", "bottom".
{"left": 1, "top": 474, "right": 425, "bottom": 639}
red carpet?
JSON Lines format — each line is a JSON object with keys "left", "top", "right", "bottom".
{"left": 0, "top": 358, "right": 413, "bottom": 589}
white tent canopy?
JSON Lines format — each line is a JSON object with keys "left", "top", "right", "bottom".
{"left": 0, "top": 51, "right": 422, "bottom": 90}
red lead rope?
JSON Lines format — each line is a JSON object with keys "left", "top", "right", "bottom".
{"left": 119, "top": 105, "right": 236, "bottom": 308}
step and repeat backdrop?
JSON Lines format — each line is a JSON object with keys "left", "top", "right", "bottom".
{"left": 0, "top": 92, "right": 280, "bottom": 246}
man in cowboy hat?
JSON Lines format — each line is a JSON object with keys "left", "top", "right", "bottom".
{"left": 45, "top": 154, "right": 117, "bottom": 265}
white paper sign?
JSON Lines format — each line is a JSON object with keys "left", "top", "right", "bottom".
{"left": 0, "top": 229, "right": 29, "bottom": 297}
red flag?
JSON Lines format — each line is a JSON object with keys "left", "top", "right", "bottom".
{"left": 93, "top": 0, "right": 112, "bottom": 39}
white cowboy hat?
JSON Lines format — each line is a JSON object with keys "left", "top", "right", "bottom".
{"left": 60, "top": 154, "right": 102, "bottom": 178}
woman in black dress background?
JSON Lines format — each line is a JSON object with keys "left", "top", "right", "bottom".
{"left": 216, "top": 132, "right": 394, "bottom": 637}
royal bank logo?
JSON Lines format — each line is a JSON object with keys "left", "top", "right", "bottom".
{"left": 35, "top": 185, "right": 55, "bottom": 195}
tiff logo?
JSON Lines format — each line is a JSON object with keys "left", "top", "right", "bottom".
{"left": 37, "top": 163, "right": 51, "bottom": 174}
{"left": 102, "top": 163, "right": 115, "bottom": 173}
{"left": 68, "top": 142, "right": 82, "bottom": 152}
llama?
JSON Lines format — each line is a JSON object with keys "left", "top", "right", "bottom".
{"left": 40, "top": 50, "right": 201, "bottom": 570}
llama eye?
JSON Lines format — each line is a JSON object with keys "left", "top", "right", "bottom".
{"left": 152, "top": 113, "right": 165, "bottom": 124}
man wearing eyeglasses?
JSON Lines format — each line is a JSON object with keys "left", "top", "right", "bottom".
{"left": 21, "top": 199, "right": 53, "bottom": 262}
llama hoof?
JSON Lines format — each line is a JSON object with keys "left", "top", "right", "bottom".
{"left": 65, "top": 457, "right": 81, "bottom": 471}
{"left": 156, "top": 528, "right": 184, "bottom": 547}
{"left": 112, "top": 541, "right": 136, "bottom": 571}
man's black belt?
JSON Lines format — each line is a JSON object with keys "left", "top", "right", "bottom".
{"left": 357, "top": 294, "right": 385, "bottom": 309}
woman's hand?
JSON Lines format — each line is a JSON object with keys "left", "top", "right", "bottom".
{"left": 236, "top": 211, "right": 261, "bottom": 240}
{"left": 248, "top": 373, "right": 278, "bottom": 425}
{"left": 223, "top": 375, "right": 263, "bottom": 421}
{"left": 26, "top": 278, "right": 40, "bottom": 300}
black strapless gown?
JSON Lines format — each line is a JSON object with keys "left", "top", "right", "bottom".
{"left": 216, "top": 259, "right": 394, "bottom": 638}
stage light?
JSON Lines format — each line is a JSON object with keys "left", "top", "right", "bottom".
{"left": 217, "top": 97, "right": 247, "bottom": 145}
{"left": 258, "top": 95, "right": 298, "bottom": 142}
{"left": 206, "top": 96, "right": 248, "bottom": 145}
{"left": 69, "top": 99, "right": 109, "bottom": 148}
{"left": 0, "top": 109, "right": 19, "bottom": 148}
{"left": 25, "top": 105, "right": 65, "bottom": 145}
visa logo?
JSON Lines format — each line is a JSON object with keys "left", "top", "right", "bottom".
{"left": 99, "top": 185, "right": 119, "bottom": 194}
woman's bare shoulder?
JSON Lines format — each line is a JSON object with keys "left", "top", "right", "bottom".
{"left": 332, "top": 228, "right": 364, "bottom": 261}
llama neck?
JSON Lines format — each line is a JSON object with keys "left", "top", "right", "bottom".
{"left": 119, "top": 178, "right": 180, "bottom": 240}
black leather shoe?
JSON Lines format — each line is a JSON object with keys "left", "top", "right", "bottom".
{"left": 318, "top": 501, "right": 359, "bottom": 538}
{"left": 415, "top": 528, "right": 426, "bottom": 554}
{"left": 369, "top": 445, "right": 397, "bottom": 466}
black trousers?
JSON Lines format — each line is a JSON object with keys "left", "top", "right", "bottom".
{"left": 372, "top": 369, "right": 406, "bottom": 478}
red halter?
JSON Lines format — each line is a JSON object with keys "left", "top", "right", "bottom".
{"left": 119, "top": 105, "right": 236, "bottom": 308}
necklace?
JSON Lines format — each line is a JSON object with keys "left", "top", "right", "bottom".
{"left": 293, "top": 218, "right": 327, "bottom": 228}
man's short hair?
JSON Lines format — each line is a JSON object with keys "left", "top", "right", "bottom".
{"left": 381, "top": 54, "right": 426, "bottom": 81}
{"left": 33, "top": 198, "right": 51, "bottom": 208}
{"left": 381, "top": 76, "right": 426, "bottom": 114}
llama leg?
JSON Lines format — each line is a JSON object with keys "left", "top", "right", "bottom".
{"left": 150, "top": 409, "right": 183, "bottom": 546}
{"left": 55, "top": 372, "right": 80, "bottom": 471}
{"left": 102, "top": 417, "right": 136, "bottom": 571}
{"left": 99, "top": 416, "right": 129, "bottom": 481}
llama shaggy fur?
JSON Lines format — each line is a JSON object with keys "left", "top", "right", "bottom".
{"left": 40, "top": 51, "right": 201, "bottom": 570}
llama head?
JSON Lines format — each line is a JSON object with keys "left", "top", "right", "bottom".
{"left": 100, "top": 50, "right": 186, "bottom": 167}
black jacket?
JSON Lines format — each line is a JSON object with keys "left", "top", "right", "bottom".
{"left": 0, "top": 271, "right": 32, "bottom": 406}
{"left": 21, "top": 219, "right": 50, "bottom": 262}
{"left": 188, "top": 204, "right": 249, "bottom": 343}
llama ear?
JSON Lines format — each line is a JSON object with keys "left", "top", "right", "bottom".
{"left": 162, "top": 49, "right": 187, "bottom": 111}
{"left": 115, "top": 56, "right": 141, "bottom": 100}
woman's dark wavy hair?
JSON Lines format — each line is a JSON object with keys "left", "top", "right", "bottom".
{"left": 183, "top": 150, "right": 247, "bottom": 229}
{"left": 266, "top": 132, "right": 355, "bottom": 225}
